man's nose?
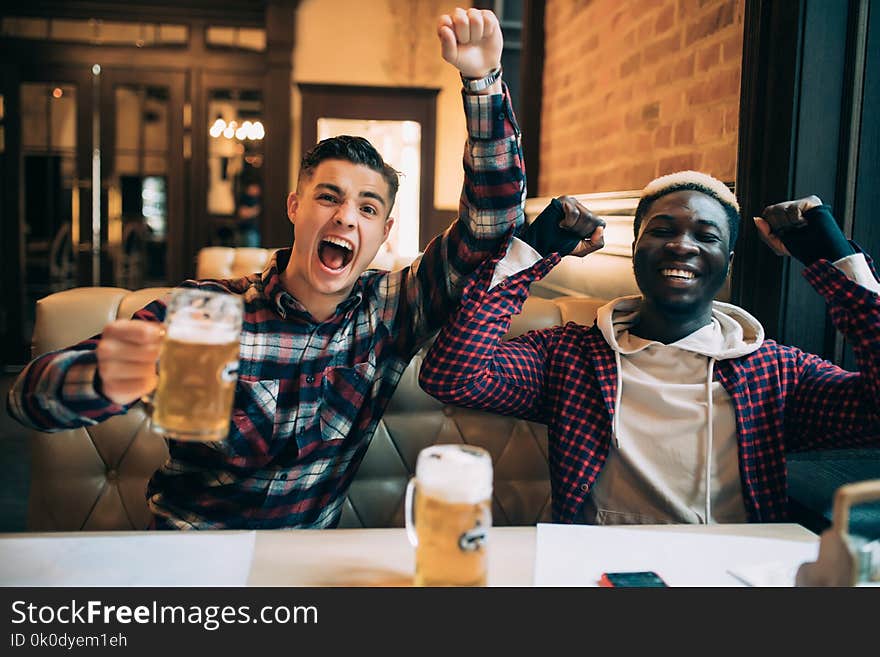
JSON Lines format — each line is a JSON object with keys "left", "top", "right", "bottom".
{"left": 333, "top": 201, "right": 357, "bottom": 228}
{"left": 664, "top": 236, "right": 700, "bottom": 255}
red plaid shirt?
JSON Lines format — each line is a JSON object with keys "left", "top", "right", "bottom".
{"left": 419, "top": 245, "right": 880, "bottom": 523}
{"left": 8, "top": 87, "right": 525, "bottom": 529}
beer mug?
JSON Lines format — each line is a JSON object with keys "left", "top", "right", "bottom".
{"left": 150, "top": 288, "right": 243, "bottom": 441}
{"left": 404, "top": 444, "right": 493, "bottom": 586}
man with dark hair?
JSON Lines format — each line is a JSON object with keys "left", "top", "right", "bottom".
{"left": 420, "top": 170, "right": 880, "bottom": 525}
{"left": 9, "top": 8, "right": 525, "bottom": 529}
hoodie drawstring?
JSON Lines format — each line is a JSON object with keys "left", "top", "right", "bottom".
{"left": 704, "top": 358, "right": 716, "bottom": 524}
{"left": 613, "top": 350, "right": 623, "bottom": 448}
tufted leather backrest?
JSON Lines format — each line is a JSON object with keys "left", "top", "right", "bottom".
{"left": 195, "top": 247, "right": 275, "bottom": 280}
{"left": 28, "top": 287, "right": 173, "bottom": 531}
{"left": 25, "top": 284, "right": 607, "bottom": 531}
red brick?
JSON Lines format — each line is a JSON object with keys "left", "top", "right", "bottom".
{"left": 620, "top": 52, "right": 641, "bottom": 77}
{"left": 659, "top": 152, "right": 703, "bottom": 174}
{"left": 697, "top": 43, "right": 721, "bottom": 71}
{"left": 686, "top": 66, "right": 741, "bottom": 105}
{"left": 674, "top": 119, "right": 695, "bottom": 145}
{"left": 721, "top": 32, "right": 743, "bottom": 62}
{"left": 644, "top": 33, "right": 681, "bottom": 64}
{"left": 642, "top": 101, "right": 661, "bottom": 121}
{"left": 694, "top": 105, "right": 726, "bottom": 142}
{"left": 685, "top": 0, "right": 736, "bottom": 46}
{"left": 700, "top": 143, "right": 737, "bottom": 180}
{"left": 581, "top": 33, "right": 600, "bottom": 53}
{"left": 656, "top": 52, "right": 694, "bottom": 84}
{"left": 654, "top": 125, "right": 672, "bottom": 148}
{"left": 627, "top": 161, "right": 658, "bottom": 187}
{"left": 678, "top": 0, "right": 701, "bottom": 20}
{"left": 655, "top": 5, "right": 675, "bottom": 34}
{"left": 724, "top": 105, "right": 740, "bottom": 134}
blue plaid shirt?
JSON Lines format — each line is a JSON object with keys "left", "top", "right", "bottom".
{"left": 9, "top": 86, "right": 525, "bottom": 529}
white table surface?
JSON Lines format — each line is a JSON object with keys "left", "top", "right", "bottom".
{"left": 0, "top": 524, "right": 817, "bottom": 587}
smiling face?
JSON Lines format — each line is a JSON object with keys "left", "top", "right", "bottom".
{"left": 632, "top": 189, "right": 734, "bottom": 318}
{"left": 284, "top": 158, "right": 394, "bottom": 313}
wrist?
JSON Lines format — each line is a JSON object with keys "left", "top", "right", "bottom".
{"left": 460, "top": 66, "right": 502, "bottom": 94}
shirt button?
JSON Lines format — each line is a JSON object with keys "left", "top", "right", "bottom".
{"left": 305, "top": 375, "right": 315, "bottom": 383}
{"left": 580, "top": 484, "right": 589, "bottom": 492}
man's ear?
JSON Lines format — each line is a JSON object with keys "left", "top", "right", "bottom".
{"left": 286, "top": 192, "right": 298, "bottom": 224}
{"left": 383, "top": 216, "right": 395, "bottom": 241}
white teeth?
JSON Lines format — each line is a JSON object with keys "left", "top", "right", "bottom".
{"left": 661, "top": 268, "right": 695, "bottom": 279}
{"left": 322, "top": 236, "right": 353, "bottom": 251}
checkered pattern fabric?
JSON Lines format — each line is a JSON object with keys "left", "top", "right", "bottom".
{"left": 9, "top": 85, "right": 526, "bottom": 529}
{"left": 419, "top": 245, "right": 880, "bottom": 523}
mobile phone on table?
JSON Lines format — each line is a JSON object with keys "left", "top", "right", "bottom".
{"left": 598, "top": 571, "right": 668, "bottom": 587}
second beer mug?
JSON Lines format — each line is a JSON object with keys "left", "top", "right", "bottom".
{"left": 404, "top": 444, "right": 493, "bottom": 586}
{"left": 150, "top": 288, "right": 243, "bottom": 441}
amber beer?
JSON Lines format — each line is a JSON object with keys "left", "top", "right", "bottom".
{"left": 150, "top": 289, "right": 243, "bottom": 441}
{"left": 405, "top": 445, "right": 493, "bottom": 586}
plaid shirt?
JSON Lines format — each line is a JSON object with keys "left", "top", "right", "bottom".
{"left": 8, "top": 87, "right": 525, "bottom": 529}
{"left": 419, "top": 244, "right": 880, "bottom": 524}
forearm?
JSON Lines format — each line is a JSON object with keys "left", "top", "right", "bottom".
{"left": 790, "top": 258, "right": 880, "bottom": 444}
{"left": 393, "top": 83, "right": 525, "bottom": 350}
{"left": 7, "top": 346, "right": 130, "bottom": 431}
{"left": 443, "top": 84, "right": 525, "bottom": 281}
{"left": 419, "top": 253, "right": 559, "bottom": 421}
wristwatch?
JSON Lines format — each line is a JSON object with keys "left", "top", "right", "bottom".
{"left": 460, "top": 67, "right": 502, "bottom": 93}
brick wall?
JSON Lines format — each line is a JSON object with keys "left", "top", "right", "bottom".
{"left": 539, "top": 0, "right": 744, "bottom": 195}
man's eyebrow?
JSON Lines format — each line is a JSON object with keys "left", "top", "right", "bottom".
{"left": 314, "top": 183, "right": 386, "bottom": 208}
{"left": 360, "top": 190, "right": 387, "bottom": 208}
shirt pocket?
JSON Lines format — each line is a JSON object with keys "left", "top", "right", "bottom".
{"left": 319, "top": 361, "right": 376, "bottom": 443}
{"left": 226, "top": 378, "right": 280, "bottom": 463}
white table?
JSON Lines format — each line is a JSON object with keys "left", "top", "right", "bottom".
{"left": 0, "top": 524, "right": 817, "bottom": 587}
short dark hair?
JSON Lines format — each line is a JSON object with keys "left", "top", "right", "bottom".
{"left": 634, "top": 181, "right": 740, "bottom": 250}
{"left": 298, "top": 135, "right": 400, "bottom": 211}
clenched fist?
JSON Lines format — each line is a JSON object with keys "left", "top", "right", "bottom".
{"left": 95, "top": 319, "right": 163, "bottom": 405}
{"left": 437, "top": 8, "right": 503, "bottom": 87}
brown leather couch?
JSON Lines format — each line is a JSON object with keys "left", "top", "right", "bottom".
{"left": 24, "top": 284, "right": 605, "bottom": 531}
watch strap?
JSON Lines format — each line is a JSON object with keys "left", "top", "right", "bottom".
{"left": 460, "top": 67, "right": 502, "bottom": 92}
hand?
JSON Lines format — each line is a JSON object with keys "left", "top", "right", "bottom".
{"left": 754, "top": 195, "right": 853, "bottom": 265}
{"left": 558, "top": 196, "right": 606, "bottom": 258}
{"left": 437, "top": 8, "right": 503, "bottom": 79}
{"left": 95, "top": 319, "right": 163, "bottom": 405}
{"left": 753, "top": 195, "right": 823, "bottom": 256}
{"left": 518, "top": 196, "right": 605, "bottom": 258}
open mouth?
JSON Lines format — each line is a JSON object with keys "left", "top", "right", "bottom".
{"left": 660, "top": 268, "right": 697, "bottom": 280}
{"left": 318, "top": 236, "right": 355, "bottom": 271}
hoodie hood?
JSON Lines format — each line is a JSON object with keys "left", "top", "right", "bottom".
{"left": 590, "top": 295, "right": 761, "bottom": 525}
{"left": 596, "top": 295, "right": 764, "bottom": 360}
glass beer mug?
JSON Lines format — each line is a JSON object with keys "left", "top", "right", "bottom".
{"left": 404, "top": 444, "right": 493, "bottom": 587}
{"left": 149, "top": 288, "right": 244, "bottom": 441}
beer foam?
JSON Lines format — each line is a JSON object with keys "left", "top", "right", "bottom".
{"left": 166, "top": 320, "right": 239, "bottom": 344}
{"left": 416, "top": 445, "right": 493, "bottom": 504}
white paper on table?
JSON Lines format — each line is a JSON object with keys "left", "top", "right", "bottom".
{"left": 533, "top": 523, "right": 819, "bottom": 587}
{"left": 0, "top": 531, "right": 256, "bottom": 587}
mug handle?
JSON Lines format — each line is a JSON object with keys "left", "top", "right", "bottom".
{"left": 404, "top": 477, "right": 418, "bottom": 547}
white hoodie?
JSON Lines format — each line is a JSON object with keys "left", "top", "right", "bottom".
{"left": 583, "top": 297, "right": 764, "bottom": 524}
